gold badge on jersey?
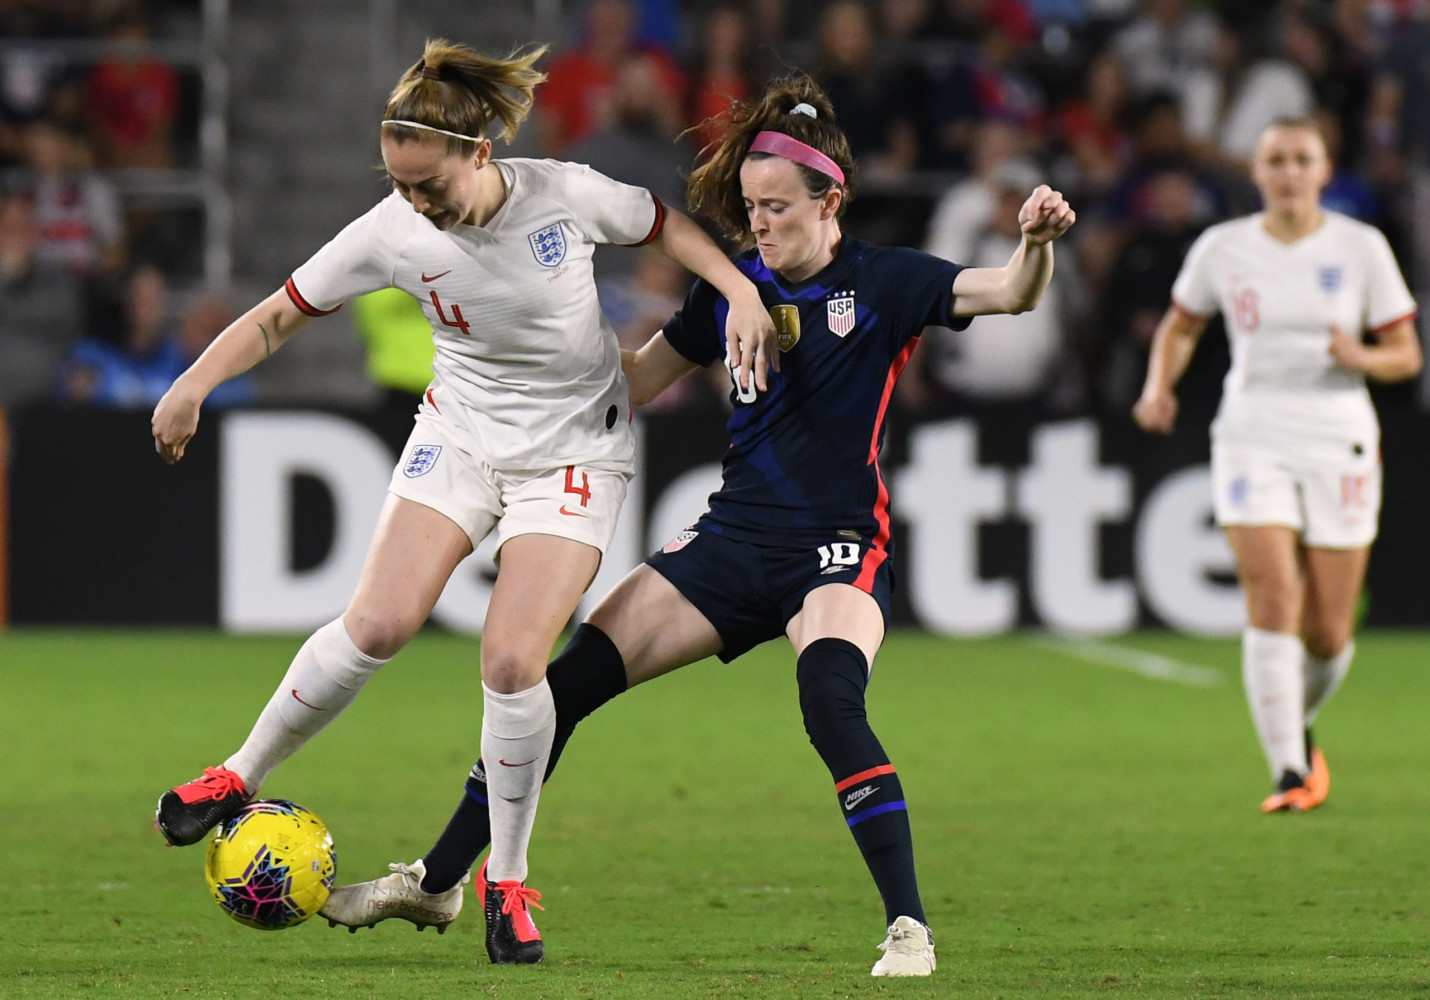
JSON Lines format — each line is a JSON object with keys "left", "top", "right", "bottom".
{"left": 771, "top": 304, "right": 800, "bottom": 351}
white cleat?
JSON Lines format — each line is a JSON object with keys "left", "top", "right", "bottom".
{"left": 871, "top": 915, "right": 936, "bottom": 977}
{"left": 319, "top": 858, "right": 468, "bottom": 933}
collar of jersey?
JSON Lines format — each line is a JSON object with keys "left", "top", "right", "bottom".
{"left": 446, "top": 160, "right": 517, "bottom": 238}
{"left": 751, "top": 235, "right": 862, "bottom": 298}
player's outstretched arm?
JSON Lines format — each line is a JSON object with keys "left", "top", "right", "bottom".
{"left": 648, "top": 208, "right": 777, "bottom": 392}
{"left": 622, "top": 333, "right": 700, "bottom": 406}
{"left": 951, "top": 185, "right": 1076, "bottom": 317}
{"left": 1328, "top": 318, "right": 1423, "bottom": 383}
{"left": 1132, "top": 304, "right": 1209, "bottom": 435}
{"left": 152, "top": 287, "right": 312, "bottom": 464}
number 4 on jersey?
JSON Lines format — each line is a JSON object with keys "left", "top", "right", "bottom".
{"left": 430, "top": 291, "right": 470, "bottom": 336}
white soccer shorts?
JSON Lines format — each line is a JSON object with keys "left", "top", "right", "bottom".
{"left": 1211, "top": 439, "right": 1380, "bottom": 548}
{"left": 387, "top": 407, "right": 628, "bottom": 556}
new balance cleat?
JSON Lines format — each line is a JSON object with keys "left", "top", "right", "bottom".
{"left": 478, "top": 858, "right": 545, "bottom": 964}
{"left": 154, "top": 766, "right": 250, "bottom": 846}
{"left": 871, "top": 915, "right": 936, "bottom": 977}
{"left": 320, "top": 858, "right": 467, "bottom": 933}
{"left": 1261, "top": 768, "right": 1320, "bottom": 813}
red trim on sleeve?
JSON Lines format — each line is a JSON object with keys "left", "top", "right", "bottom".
{"left": 1169, "top": 298, "right": 1208, "bottom": 322}
{"left": 1371, "top": 309, "right": 1418, "bottom": 336}
{"left": 623, "top": 195, "right": 666, "bottom": 248}
{"left": 285, "top": 277, "right": 342, "bottom": 317}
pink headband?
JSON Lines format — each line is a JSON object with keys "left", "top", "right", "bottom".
{"left": 748, "top": 131, "right": 845, "bottom": 186}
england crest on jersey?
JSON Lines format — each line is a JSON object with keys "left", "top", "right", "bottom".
{"left": 1317, "top": 265, "right": 1342, "bottom": 293}
{"left": 403, "top": 444, "right": 442, "bottom": 478}
{"left": 827, "top": 292, "right": 856, "bottom": 337}
{"left": 528, "top": 223, "right": 567, "bottom": 268}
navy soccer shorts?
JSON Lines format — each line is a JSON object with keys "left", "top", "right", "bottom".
{"left": 645, "top": 522, "right": 894, "bottom": 662}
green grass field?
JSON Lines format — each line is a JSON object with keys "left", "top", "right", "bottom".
{"left": 3, "top": 629, "right": 1430, "bottom": 999}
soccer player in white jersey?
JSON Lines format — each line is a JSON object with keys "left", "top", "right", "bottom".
{"left": 148, "top": 39, "right": 777, "bottom": 963}
{"left": 1134, "top": 118, "right": 1421, "bottom": 813}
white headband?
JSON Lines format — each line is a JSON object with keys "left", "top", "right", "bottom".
{"left": 381, "top": 119, "right": 485, "bottom": 143}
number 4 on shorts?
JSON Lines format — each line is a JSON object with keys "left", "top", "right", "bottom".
{"left": 564, "top": 466, "right": 592, "bottom": 507}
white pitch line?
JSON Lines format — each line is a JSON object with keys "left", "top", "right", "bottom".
{"left": 1028, "top": 635, "right": 1224, "bottom": 688}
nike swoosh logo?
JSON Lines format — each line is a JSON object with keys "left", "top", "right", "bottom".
{"left": 421, "top": 270, "right": 451, "bottom": 283}
{"left": 559, "top": 505, "right": 589, "bottom": 518}
{"left": 291, "top": 689, "right": 323, "bottom": 710}
{"left": 498, "top": 758, "right": 537, "bottom": 768}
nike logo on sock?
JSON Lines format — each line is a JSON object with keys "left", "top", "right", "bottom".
{"left": 290, "top": 689, "right": 324, "bottom": 710}
{"left": 421, "top": 270, "right": 451, "bottom": 282}
{"left": 843, "top": 785, "right": 879, "bottom": 811}
{"left": 498, "top": 758, "right": 537, "bottom": 768}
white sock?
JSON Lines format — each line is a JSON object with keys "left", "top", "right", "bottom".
{"left": 1242, "top": 627, "right": 1308, "bottom": 780}
{"left": 1304, "top": 641, "right": 1354, "bottom": 726}
{"left": 481, "top": 679, "right": 556, "bottom": 884}
{"left": 224, "top": 619, "right": 389, "bottom": 789}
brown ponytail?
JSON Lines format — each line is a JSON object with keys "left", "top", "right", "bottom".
{"left": 687, "top": 72, "right": 855, "bottom": 246}
{"left": 383, "top": 39, "right": 547, "bottom": 155}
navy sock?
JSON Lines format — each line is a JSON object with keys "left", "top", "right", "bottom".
{"left": 797, "top": 637, "right": 925, "bottom": 927}
{"left": 419, "top": 623, "right": 628, "bottom": 893}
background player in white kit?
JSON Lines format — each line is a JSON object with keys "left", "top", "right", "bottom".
{"left": 1134, "top": 118, "right": 1421, "bottom": 813}
{"left": 149, "top": 39, "right": 777, "bottom": 963}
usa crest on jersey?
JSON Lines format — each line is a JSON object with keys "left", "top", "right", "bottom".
{"left": 403, "top": 444, "right": 442, "bottom": 478}
{"left": 827, "top": 292, "right": 856, "bottom": 337}
{"left": 528, "top": 223, "right": 567, "bottom": 268}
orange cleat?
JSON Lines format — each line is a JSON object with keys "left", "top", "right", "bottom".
{"left": 1303, "top": 747, "right": 1330, "bottom": 807}
{"left": 1261, "top": 760, "right": 1326, "bottom": 814}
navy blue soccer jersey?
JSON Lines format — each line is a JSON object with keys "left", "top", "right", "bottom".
{"left": 660, "top": 237, "right": 968, "bottom": 569}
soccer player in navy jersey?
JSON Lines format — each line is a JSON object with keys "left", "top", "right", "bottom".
{"left": 322, "top": 73, "right": 1075, "bottom": 976}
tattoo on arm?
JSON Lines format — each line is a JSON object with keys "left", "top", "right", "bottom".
{"left": 258, "top": 322, "right": 273, "bottom": 359}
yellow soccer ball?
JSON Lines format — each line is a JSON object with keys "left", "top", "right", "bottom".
{"left": 204, "top": 799, "right": 336, "bottom": 929}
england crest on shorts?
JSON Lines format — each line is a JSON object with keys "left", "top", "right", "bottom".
{"left": 827, "top": 292, "right": 856, "bottom": 337}
{"left": 403, "top": 444, "right": 442, "bottom": 478}
{"left": 528, "top": 223, "right": 567, "bottom": 268}
{"left": 1228, "top": 475, "right": 1248, "bottom": 505}
{"left": 1317, "top": 265, "right": 1342, "bottom": 293}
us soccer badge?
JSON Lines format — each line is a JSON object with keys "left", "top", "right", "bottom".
{"left": 827, "top": 291, "right": 856, "bottom": 337}
{"left": 771, "top": 303, "right": 800, "bottom": 351}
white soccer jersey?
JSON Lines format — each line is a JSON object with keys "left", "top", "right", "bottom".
{"left": 1171, "top": 211, "right": 1417, "bottom": 454}
{"left": 287, "top": 158, "right": 663, "bottom": 472}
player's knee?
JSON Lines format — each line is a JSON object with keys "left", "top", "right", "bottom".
{"left": 1242, "top": 580, "right": 1302, "bottom": 632}
{"left": 547, "top": 623, "right": 627, "bottom": 724}
{"left": 1303, "top": 625, "right": 1351, "bottom": 661}
{"left": 342, "top": 609, "right": 418, "bottom": 660}
{"left": 480, "top": 642, "right": 546, "bottom": 694}
{"left": 796, "top": 638, "right": 869, "bottom": 752}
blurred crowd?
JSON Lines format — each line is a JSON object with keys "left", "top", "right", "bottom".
{"left": 556, "top": 0, "right": 1430, "bottom": 421}
{"left": 0, "top": 0, "right": 225, "bottom": 413}
{"left": 4, "top": 0, "right": 1430, "bottom": 423}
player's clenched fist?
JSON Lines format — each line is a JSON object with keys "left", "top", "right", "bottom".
{"left": 1019, "top": 185, "right": 1076, "bottom": 245}
{"left": 152, "top": 380, "right": 202, "bottom": 464}
{"left": 1132, "top": 389, "right": 1178, "bottom": 435}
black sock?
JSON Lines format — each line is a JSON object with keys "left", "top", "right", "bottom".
{"left": 419, "top": 623, "right": 628, "bottom": 893}
{"left": 797, "top": 637, "right": 925, "bottom": 927}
